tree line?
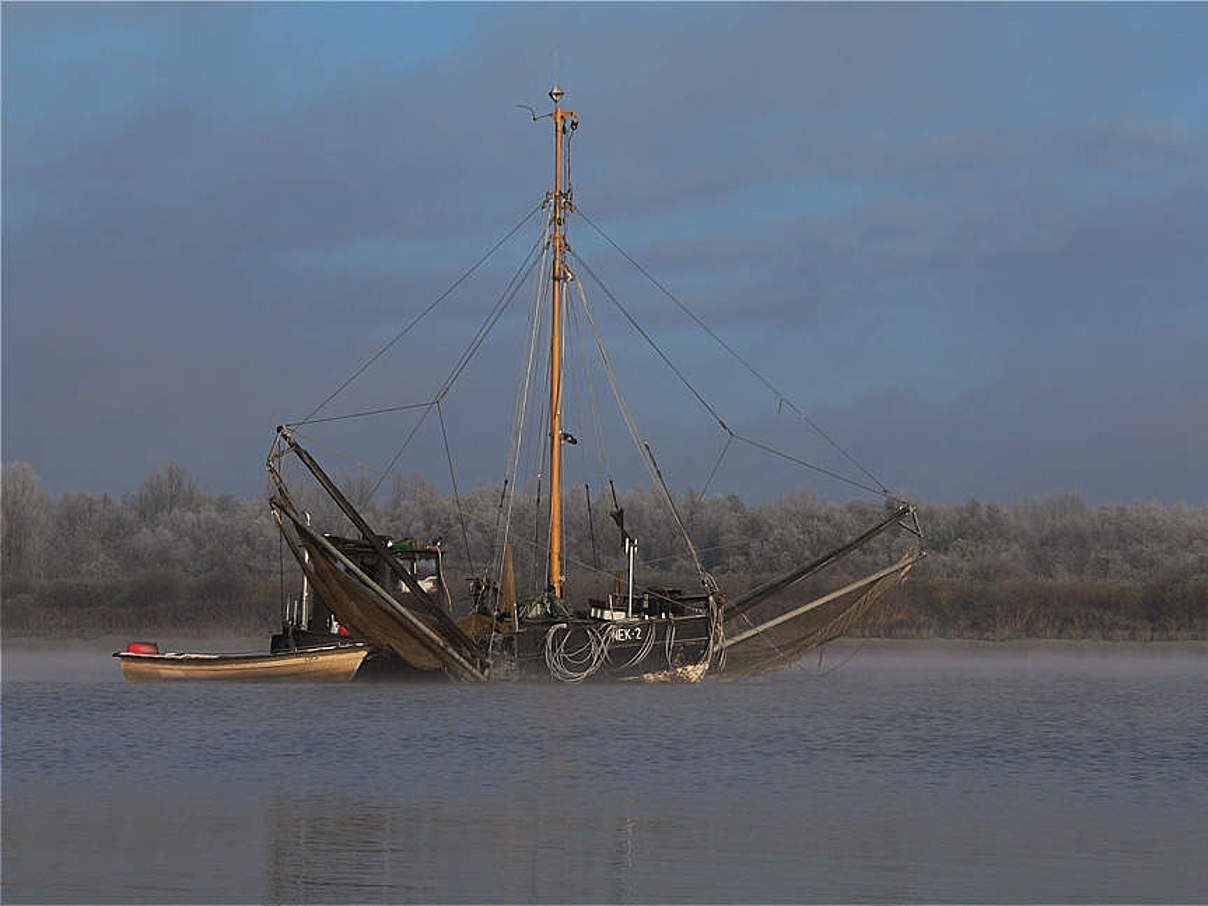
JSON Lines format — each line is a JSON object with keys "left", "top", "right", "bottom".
{"left": 3, "top": 460, "right": 1205, "bottom": 639}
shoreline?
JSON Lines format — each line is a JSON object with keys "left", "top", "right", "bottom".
{"left": 4, "top": 635, "right": 1204, "bottom": 686}
{"left": 3, "top": 628, "right": 1202, "bottom": 645}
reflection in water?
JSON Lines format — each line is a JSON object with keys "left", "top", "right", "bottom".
{"left": 614, "top": 814, "right": 636, "bottom": 903}
{"left": 263, "top": 794, "right": 653, "bottom": 903}
{"left": 267, "top": 798, "right": 406, "bottom": 902}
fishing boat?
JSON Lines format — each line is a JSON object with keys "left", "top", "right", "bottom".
{"left": 266, "top": 85, "right": 925, "bottom": 683}
{"left": 114, "top": 641, "right": 368, "bottom": 682}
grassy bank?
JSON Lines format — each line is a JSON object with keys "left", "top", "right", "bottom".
{"left": 3, "top": 573, "right": 1203, "bottom": 641}
{"left": 858, "top": 576, "right": 1208, "bottom": 641}
{"left": 2, "top": 572, "right": 281, "bottom": 638}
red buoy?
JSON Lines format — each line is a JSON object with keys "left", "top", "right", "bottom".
{"left": 126, "top": 641, "right": 159, "bottom": 654}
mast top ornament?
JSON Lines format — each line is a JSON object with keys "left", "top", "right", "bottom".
{"left": 549, "top": 84, "right": 565, "bottom": 105}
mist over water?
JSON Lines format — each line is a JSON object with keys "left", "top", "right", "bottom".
{"left": 4, "top": 641, "right": 1206, "bottom": 903}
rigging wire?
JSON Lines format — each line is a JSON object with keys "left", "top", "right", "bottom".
{"left": 437, "top": 400, "right": 474, "bottom": 566}
{"left": 532, "top": 472, "right": 544, "bottom": 591}
{"left": 730, "top": 434, "right": 884, "bottom": 496}
{"left": 289, "top": 428, "right": 393, "bottom": 482}
{"left": 700, "top": 434, "right": 733, "bottom": 502}
{"left": 584, "top": 482, "right": 600, "bottom": 570}
{"left": 533, "top": 366, "right": 553, "bottom": 592}
{"left": 369, "top": 222, "right": 549, "bottom": 495}
{"left": 563, "top": 277, "right": 608, "bottom": 575}
{"left": 287, "top": 400, "right": 438, "bottom": 428}
{"left": 519, "top": 255, "right": 556, "bottom": 595}
{"left": 575, "top": 208, "right": 891, "bottom": 496}
{"left": 493, "top": 231, "right": 552, "bottom": 591}
{"left": 280, "top": 211, "right": 549, "bottom": 515}
{"left": 490, "top": 235, "right": 549, "bottom": 576}
{"left": 571, "top": 268, "right": 710, "bottom": 587}
{"left": 298, "top": 199, "right": 544, "bottom": 426}
{"left": 510, "top": 284, "right": 555, "bottom": 595}
{"left": 518, "top": 243, "right": 555, "bottom": 593}
{"left": 644, "top": 440, "right": 711, "bottom": 586}
{"left": 569, "top": 248, "right": 886, "bottom": 498}
{"left": 575, "top": 285, "right": 613, "bottom": 484}
{"left": 534, "top": 289, "right": 555, "bottom": 590}
{"left": 567, "top": 277, "right": 615, "bottom": 569}
{"left": 564, "top": 286, "right": 588, "bottom": 477}
{"left": 370, "top": 406, "right": 436, "bottom": 496}
{"left": 437, "top": 220, "right": 552, "bottom": 402}
{"left": 570, "top": 250, "right": 730, "bottom": 434}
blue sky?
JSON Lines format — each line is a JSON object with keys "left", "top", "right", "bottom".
{"left": 4, "top": 3, "right": 1207, "bottom": 505}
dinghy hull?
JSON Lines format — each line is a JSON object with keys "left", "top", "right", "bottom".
{"left": 114, "top": 644, "right": 368, "bottom": 682}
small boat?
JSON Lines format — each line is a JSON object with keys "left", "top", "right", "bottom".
{"left": 114, "top": 641, "right": 368, "bottom": 682}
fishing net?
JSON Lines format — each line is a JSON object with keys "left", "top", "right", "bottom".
{"left": 721, "top": 546, "right": 921, "bottom": 678}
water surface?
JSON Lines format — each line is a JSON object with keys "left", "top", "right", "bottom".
{"left": 3, "top": 640, "right": 1205, "bottom": 902}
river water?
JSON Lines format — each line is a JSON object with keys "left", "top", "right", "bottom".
{"left": 3, "top": 639, "right": 1205, "bottom": 903}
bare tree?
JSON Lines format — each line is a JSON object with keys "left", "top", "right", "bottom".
{"left": 2, "top": 462, "right": 52, "bottom": 583}
{"left": 136, "top": 463, "right": 202, "bottom": 521}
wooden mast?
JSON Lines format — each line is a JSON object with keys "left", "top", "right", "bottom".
{"left": 547, "top": 84, "right": 575, "bottom": 599}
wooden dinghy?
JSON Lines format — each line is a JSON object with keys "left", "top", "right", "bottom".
{"left": 114, "top": 641, "right": 368, "bottom": 682}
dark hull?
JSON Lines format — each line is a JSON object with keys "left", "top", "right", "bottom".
{"left": 506, "top": 615, "right": 714, "bottom": 682}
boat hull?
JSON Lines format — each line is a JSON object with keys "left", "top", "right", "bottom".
{"left": 114, "top": 644, "right": 368, "bottom": 682}
{"left": 508, "top": 615, "right": 715, "bottom": 682}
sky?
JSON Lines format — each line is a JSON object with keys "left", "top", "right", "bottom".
{"left": 4, "top": 3, "right": 1207, "bottom": 507}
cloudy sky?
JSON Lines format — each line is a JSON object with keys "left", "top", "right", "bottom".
{"left": 4, "top": 3, "right": 1206, "bottom": 506}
